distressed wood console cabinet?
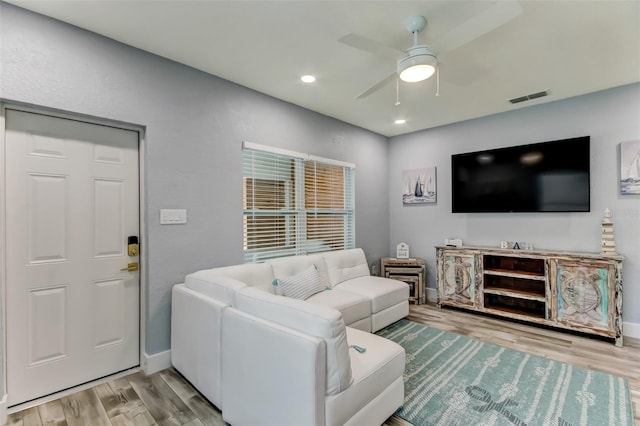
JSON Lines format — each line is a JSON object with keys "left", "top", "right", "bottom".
{"left": 435, "top": 246, "right": 624, "bottom": 346}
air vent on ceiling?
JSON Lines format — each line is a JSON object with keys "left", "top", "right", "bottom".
{"left": 509, "top": 90, "right": 549, "bottom": 104}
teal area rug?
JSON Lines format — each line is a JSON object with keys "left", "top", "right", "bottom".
{"left": 377, "top": 319, "right": 633, "bottom": 426}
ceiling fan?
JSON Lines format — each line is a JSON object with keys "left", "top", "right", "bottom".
{"left": 338, "top": 2, "right": 522, "bottom": 99}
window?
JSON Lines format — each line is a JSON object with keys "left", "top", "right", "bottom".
{"left": 242, "top": 142, "right": 355, "bottom": 262}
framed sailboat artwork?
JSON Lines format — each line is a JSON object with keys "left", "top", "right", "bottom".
{"left": 620, "top": 140, "right": 640, "bottom": 195}
{"left": 402, "top": 167, "right": 437, "bottom": 205}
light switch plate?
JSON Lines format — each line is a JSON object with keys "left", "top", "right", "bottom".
{"left": 160, "top": 209, "right": 187, "bottom": 224}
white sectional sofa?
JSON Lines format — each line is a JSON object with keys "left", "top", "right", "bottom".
{"left": 171, "top": 248, "right": 409, "bottom": 426}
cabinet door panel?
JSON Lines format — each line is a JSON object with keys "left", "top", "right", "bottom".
{"left": 439, "top": 254, "right": 476, "bottom": 306}
{"left": 555, "top": 262, "right": 611, "bottom": 331}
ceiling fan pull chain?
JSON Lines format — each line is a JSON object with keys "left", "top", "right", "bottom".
{"left": 395, "top": 77, "right": 401, "bottom": 106}
{"left": 435, "top": 65, "right": 440, "bottom": 97}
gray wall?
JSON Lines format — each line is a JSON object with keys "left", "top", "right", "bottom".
{"left": 0, "top": 3, "right": 390, "bottom": 359}
{"left": 388, "top": 83, "right": 640, "bottom": 325}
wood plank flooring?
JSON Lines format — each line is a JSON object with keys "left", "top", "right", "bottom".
{"left": 7, "top": 304, "right": 639, "bottom": 425}
{"left": 6, "top": 368, "right": 225, "bottom": 426}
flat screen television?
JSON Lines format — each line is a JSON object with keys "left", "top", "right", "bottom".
{"left": 451, "top": 136, "right": 590, "bottom": 213}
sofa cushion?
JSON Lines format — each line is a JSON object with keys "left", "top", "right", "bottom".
{"left": 234, "top": 287, "right": 353, "bottom": 395}
{"left": 337, "top": 276, "right": 410, "bottom": 313}
{"left": 306, "top": 288, "right": 371, "bottom": 327}
{"left": 325, "top": 327, "right": 405, "bottom": 426}
{"left": 323, "top": 248, "right": 370, "bottom": 286}
{"left": 190, "top": 262, "right": 275, "bottom": 293}
{"left": 184, "top": 273, "right": 247, "bottom": 305}
{"left": 275, "top": 264, "right": 325, "bottom": 300}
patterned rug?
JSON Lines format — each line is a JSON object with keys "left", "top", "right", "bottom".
{"left": 376, "top": 319, "right": 633, "bottom": 426}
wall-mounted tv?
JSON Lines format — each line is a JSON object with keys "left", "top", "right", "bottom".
{"left": 452, "top": 136, "right": 590, "bottom": 213}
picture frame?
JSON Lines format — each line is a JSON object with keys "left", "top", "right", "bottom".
{"left": 402, "top": 167, "right": 436, "bottom": 205}
{"left": 620, "top": 140, "right": 640, "bottom": 195}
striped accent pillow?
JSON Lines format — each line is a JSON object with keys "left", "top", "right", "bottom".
{"left": 276, "top": 265, "right": 325, "bottom": 300}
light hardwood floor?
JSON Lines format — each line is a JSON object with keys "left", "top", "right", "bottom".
{"left": 7, "top": 304, "right": 640, "bottom": 426}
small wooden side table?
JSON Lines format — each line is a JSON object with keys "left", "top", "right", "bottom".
{"left": 381, "top": 257, "right": 426, "bottom": 304}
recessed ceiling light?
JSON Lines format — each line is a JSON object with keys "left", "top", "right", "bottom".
{"left": 394, "top": 119, "right": 407, "bottom": 124}
{"left": 301, "top": 75, "right": 316, "bottom": 83}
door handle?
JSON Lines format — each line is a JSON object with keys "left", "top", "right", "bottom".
{"left": 120, "top": 262, "right": 139, "bottom": 272}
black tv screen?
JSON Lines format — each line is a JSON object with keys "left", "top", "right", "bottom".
{"left": 452, "top": 136, "right": 590, "bottom": 213}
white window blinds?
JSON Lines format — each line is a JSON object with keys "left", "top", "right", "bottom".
{"left": 242, "top": 142, "right": 355, "bottom": 262}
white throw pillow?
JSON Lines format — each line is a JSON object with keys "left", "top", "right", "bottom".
{"left": 275, "top": 265, "right": 325, "bottom": 300}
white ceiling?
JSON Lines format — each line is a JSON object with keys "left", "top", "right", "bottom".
{"left": 7, "top": 0, "right": 640, "bottom": 137}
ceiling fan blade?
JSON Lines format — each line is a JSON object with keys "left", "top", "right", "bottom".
{"left": 434, "top": 1, "right": 522, "bottom": 54}
{"left": 339, "top": 33, "right": 405, "bottom": 59}
{"left": 356, "top": 72, "right": 397, "bottom": 99}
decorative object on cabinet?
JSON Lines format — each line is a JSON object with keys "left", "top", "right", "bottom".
{"left": 501, "top": 241, "right": 534, "bottom": 250}
{"left": 601, "top": 208, "right": 617, "bottom": 254}
{"left": 444, "top": 238, "right": 462, "bottom": 247}
{"left": 620, "top": 139, "right": 640, "bottom": 195}
{"left": 381, "top": 257, "right": 426, "bottom": 304}
{"left": 396, "top": 242, "right": 410, "bottom": 259}
{"left": 436, "top": 246, "right": 624, "bottom": 346}
{"left": 402, "top": 167, "right": 436, "bottom": 205}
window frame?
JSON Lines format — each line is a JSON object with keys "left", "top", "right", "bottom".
{"left": 242, "top": 141, "right": 355, "bottom": 263}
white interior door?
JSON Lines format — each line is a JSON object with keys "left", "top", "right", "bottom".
{"left": 5, "top": 109, "right": 140, "bottom": 406}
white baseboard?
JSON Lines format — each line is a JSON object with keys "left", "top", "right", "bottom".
{"left": 0, "top": 394, "right": 7, "bottom": 426}
{"left": 426, "top": 287, "right": 437, "bottom": 303}
{"left": 142, "top": 349, "right": 172, "bottom": 375}
{"left": 623, "top": 321, "right": 640, "bottom": 340}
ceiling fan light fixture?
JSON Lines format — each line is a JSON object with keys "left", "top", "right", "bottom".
{"left": 398, "top": 46, "right": 437, "bottom": 83}
{"left": 399, "top": 64, "right": 435, "bottom": 83}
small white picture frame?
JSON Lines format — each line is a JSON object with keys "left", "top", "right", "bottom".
{"left": 396, "top": 242, "right": 409, "bottom": 259}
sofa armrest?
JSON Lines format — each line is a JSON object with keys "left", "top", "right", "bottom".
{"left": 171, "top": 284, "right": 226, "bottom": 408}
{"left": 184, "top": 272, "right": 247, "bottom": 304}
{"left": 222, "top": 308, "right": 326, "bottom": 426}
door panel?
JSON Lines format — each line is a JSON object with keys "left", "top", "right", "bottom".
{"left": 92, "top": 278, "right": 126, "bottom": 348}
{"left": 28, "top": 174, "right": 69, "bottom": 263}
{"left": 6, "top": 109, "right": 140, "bottom": 406}
{"left": 93, "top": 178, "right": 125, "bottom": 257}
{"left": 28, "top": 286, "right": 68, "bottom": 365}
{"left": 28, "top": 133, "right": 67, "bottom": 158}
